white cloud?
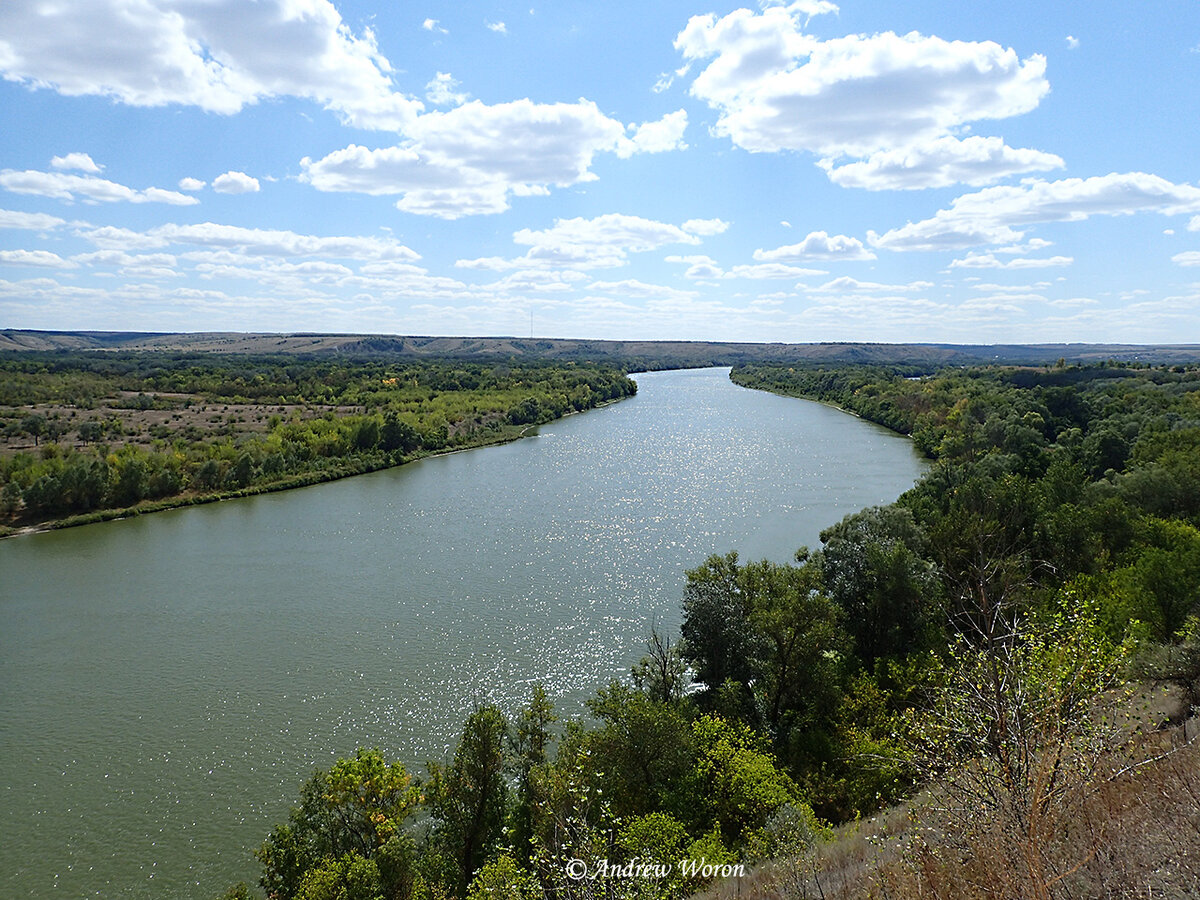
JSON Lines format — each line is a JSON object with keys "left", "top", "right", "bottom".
{"left": 486, "top": 21, "right": 508, "bottom": 34}
{"left": 950, "top": 253, "right": 1074, "bottom": 269}
{"left": 1172, "top": 251, "right": 1200, "bottom": 267}
{"left": 513, "top": 214, "right": 700, "bottom": 266}
{"left": 178, "top": 177, "right": 206, "bottom": 191}
{"left": 871, "top": 172, "right": 1200, "bottom": 252}
{"left": 820, "top": 136, "right": 1063, "bottom": 190}
{"left": 75, "top": 220, "right": 420, "bottom": 261}
{"left": 681, "top": 218, "right": 729, "bottom": 236}
{"left": 678, "top": 15, "right": 1044, "bottom": 156}
{"left": 0, "top": 249, "right": 74, "bottom": 268}
{"left": 0, "top": 208, "right": 67, "bottom": 230}
{"left": 1066, "top": 35, "right": 1080, "bottom": 49}
{"left": 0, "top": 0, "right": 422, "bottom": 130}
{"left": 212, "top": 171, "right": 261, "bottom": 194}
{"left": 754, "top": 230, "right": 875, "bottom": 261}
{"left": 73, "top": 250, "right": 178, "bottom": 267}
{"left": 425, "top": 72, "right": 468, "bottom": 107}
{"left": 809, "top": 275, "right": 933, "bottom": 293}
{"left": 665, "top": 253, "right": 825, "bottom": 281}
{"left": 302, "top": 101, "right": 687, "bottom": 218}
{"left": 728, "top": 263, "right": 827, "bottom": 279}
{"left": 616, "top": 109, "right": 688, "bottom": 157}
{"left": 666, "top": 254, "right": 725, "bottom": 280}
{"left": 457, "top": 214, "right": 706, "bottom": 271}
{"left": 50, "top": 152, "right": 102, "bottom": 173}
{"left": 423, "top": 19, "right": 446, "bottom": 33}
{"left": 675, "top": 8, "right": 1051, "bottom": 188}
{"left": 0, "top": 168, "right": 199, "bottom": 205}
{"left": 586, "top": 279, "right": 698, "bottom": 302}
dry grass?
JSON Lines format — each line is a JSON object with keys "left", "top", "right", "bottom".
{"left": 700, "top": 717, "right": 1200, "bottom": 900}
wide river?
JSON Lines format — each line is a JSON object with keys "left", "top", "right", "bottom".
{"left": 0, "top": 367, "right": 925, "bottom": 898}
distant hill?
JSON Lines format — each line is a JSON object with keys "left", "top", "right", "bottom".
{"left": 2, "top": 329, "right": 1199, "bottom": 368}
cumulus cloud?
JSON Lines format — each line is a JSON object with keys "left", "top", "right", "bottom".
{"left": 681, "top": 218, "right": 729, "bottom": 236}
{"left": 666, "top": 254, "right": 826, "bottom": 280}
{"left": 302, "top": 101, "right": 687, "bottom": 218}
{"left": 820, "top": 136, "right": 1063, "bottom": 190}
{"left": 675, "top": 7, "right": 1052, "bottom": 188}
{"left": 425, "top": 72, "right": 468, "bottom": 107}
{"left": 178, "top": 177, "right": 206, "bottom": 191}
{"left": 1172, "top": 251, "right": 1200, "bottom": 267}
{"left": 809, "top": 275, "right": 933, "bottom": 293}
{"left": 212, "top": 171, "right": 261, "bottom": 194}
{"left": 50, "top": 152, "right": 102, "bottom": 173}
{"left": 0, "top": 168, "right": 199, "bottom": 205}
{"left": 1066, "top": 35, "right": 1080, "bottom": 49}
{"left": 486, "top": 21, "right": 507, "bottom": 34}
{"left": 754, "top": 230, "right": 875, "bottom": 261}
{"left": 0, "top": 249, "right": 75, "bottom": 268}
{"left": 0, "top": 208, "right": 67, "bottom": 230}
{"left": 0, "top": 0, "right": 422, "bottom": 130}
{"left": 949, "top": 253, "right": 1074, "bottom": 269}
{"left": 457, "top": 214, "right": 707, "bottom": 271}
{"left": 75, "top": 220, "right": 420, "bottom": 261}
{"left": 586, "top": 279, "right": 698, "bottom": 302}
{"left": 617, "top": 110, "right": 688, "bottom": 157}
{"left": 871, "top": 172, "right": 1200, "bottom": 252}
{"left": 728, "top": 263, "right": 827, "bottom": 279}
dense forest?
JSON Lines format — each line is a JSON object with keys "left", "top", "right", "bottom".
{"left": 0, "top": 353, "right": 635, "bottom": 533}
{"left": 213, "top": 360, "right": 1200, "bottom": 900}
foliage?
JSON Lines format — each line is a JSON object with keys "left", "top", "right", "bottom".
{"left": 0, "top": 353, "right": 635, "bottom": 526}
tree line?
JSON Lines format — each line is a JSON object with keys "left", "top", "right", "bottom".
{"left": 0, "top": 353, "right": 636, "bottom": 528}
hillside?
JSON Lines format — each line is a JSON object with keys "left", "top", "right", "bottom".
{"left": 4, "top": 329, "right": 1200, "bottom": 367}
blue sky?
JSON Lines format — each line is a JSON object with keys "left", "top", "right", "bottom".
{"left": 1, "top": 0, "right": 1199, "bottom": 344}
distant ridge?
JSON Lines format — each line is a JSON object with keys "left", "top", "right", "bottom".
{"left": 2, "top": 329, "right": 1199, "bottom": 367}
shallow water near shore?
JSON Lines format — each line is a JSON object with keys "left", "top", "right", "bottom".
{"left": 0, "top": 367, "right": 926, "bottom": 898}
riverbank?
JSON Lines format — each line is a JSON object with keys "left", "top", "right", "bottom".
{"left": 0, "top": 354, "right": 638, "bottom": 538}
{"left": 0, "top": 412, "right": 584, "bottom": 539}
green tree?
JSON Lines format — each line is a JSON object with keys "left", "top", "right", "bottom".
{"left": 688, "top": 715, "right": 801, "bottom": 844}
{"left": 585, "top": 683, "right": 695, "bottom": 818}
{"left": 21, "top": 414, "right": 46, "bottom": 447}
{"left": 679, "top": 552, "right": 762, "bottom": 696}
{"left": 820, "top": 506, "right": 941, "bottom": 665}
{"left": 508, "top": 685, "right": 556, "bottom": 868}
{"left": 425, "top": 704, "right": 510, "bottom": 897}
{"left": 257, "top": 749, "right": 419, "bottom": 900}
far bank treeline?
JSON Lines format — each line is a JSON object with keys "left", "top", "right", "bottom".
{"left": 227, "top": 359, "right": 1200, "bottom": 900}
{"left": 0, "top": 353, "right": 636, "bottom": 530}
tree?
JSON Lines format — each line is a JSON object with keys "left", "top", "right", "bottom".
{"left": 256, "top": 748, "right": 419, "bottom": 900}
{"left": 20, "top": 414, "right": 46, "bottom": 447}
{"left": 679, "top": 552, "right": 762, "bottom": 695}
{"left": 425, "top": 704, "right": 510, "bottom": 896}
{"left": 630, "top": 625, "right": 688, "bottom": 704}
{"left": 380, "top": 413, "right": 420, "bottom": 455}
{"left": 820, "top": 506, "right": 941, "bottom": 665}
{"left": 689, "top": 715, "right": 801, "bottom": 844}
{"left": 911, "top": 596, "right": 1129, "bottom": 900}
{"left": 585, "top": 683, "right": 695, "bottom": 819}
{"left": 509, "top": 686, "right": 556, "bottom": 868}
{"left": 737, "top": 555, "right": 848, "bottom": 748}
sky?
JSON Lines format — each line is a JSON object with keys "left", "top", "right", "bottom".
{"left": 1, "top": 0, "right": 1199, "bottom": 345}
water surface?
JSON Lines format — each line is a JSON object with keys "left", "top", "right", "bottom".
{"left": 0, "top": 367, "right": 926, "bottom": 898}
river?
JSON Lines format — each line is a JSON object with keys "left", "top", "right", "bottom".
{"left": 0, "top": 367, "right": 926, "bottom": 898}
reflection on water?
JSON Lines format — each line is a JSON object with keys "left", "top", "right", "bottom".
{"left": 0, "top": 367, "right": 926, "bottom": 898}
